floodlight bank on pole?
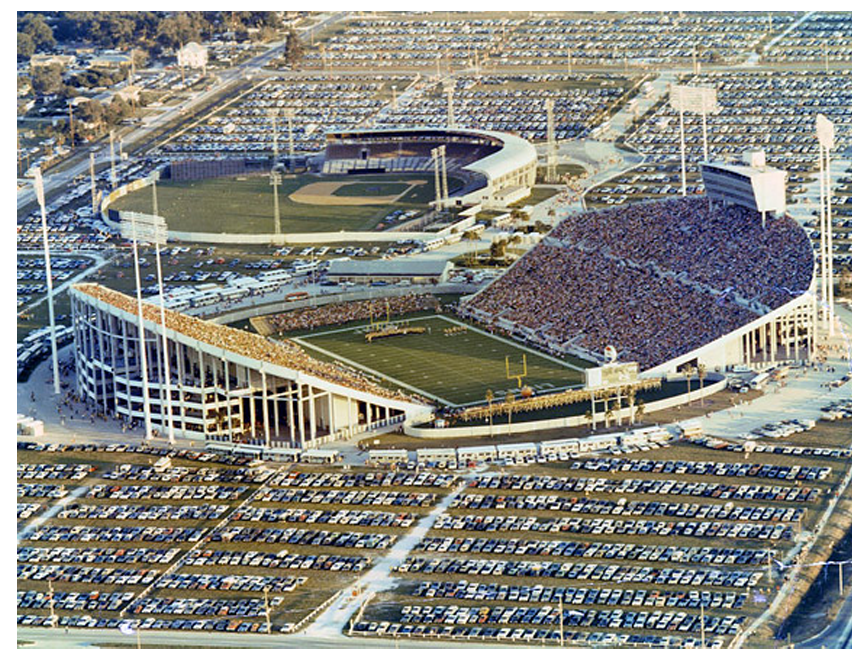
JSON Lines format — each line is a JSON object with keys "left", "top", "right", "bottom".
{"left": 109, "top": 130, "right": 117, "bottom": 189}
{"left": 89, "top": 153, "right": 97, "bottom": 215}
{"left": 33, "top": 168, "right": 61, "bottom": 395}
{"left": 431, "top": 147, "right": 442, "bottom": 211}
{"left": 816, "top": 114, "right": 835, "bottom": 336}
{"left": 439, "top": 145, "right": 448, "bottom": 207}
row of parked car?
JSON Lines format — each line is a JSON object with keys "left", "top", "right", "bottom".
{"left": 17, "top": 442, "right": 256, "bottom": 467}
{"left": 396, "top": 557, "right": 764, "bottom": 589}
{"left": 572, "top": 457, "right": 832, "bottom": 481}
{"left": 469, "top": 474, "right": 821, "bottom": 502}
{"left": 252, "top": 487, "right": 438, "bottom": 508}
{"left": 393, "top": 603, "right": 746, "bottom": 636}
{"left": 414, "top": 535, "right": 771, "bottom": 566}
{"left": 16, "top": 614, "right": 272, "bottom": 634}
{"left": 554, "top": 516, "right": 794, "bottom": 542}
{"left": 180, "top": 549, "right": 370, "bottom": 572}
{"left": 129, "top": 596, "right": 276, "bottom": 618}
{"left": 17, "top": 463, "right": 95, "bottom": 481}
{"left": 17, "top": 483, "right": 66, "bottom": 499}
{"left": 271, "top": 470, "right": 458, "bottom": 490}
{"left": 148, "top": 573, "right": 306, "bottom": 594}
{"left": 18, "top": 589, "right": 134, "bottom": 613}
{"left": 18, "top": 564, "right": 160, "bottom": 587}
{"left": 28, "top": 525, "right": 207, "bottom": 544}
{"left": 208, "top": 526, "right": 395, "bottom": 550}
{"left": 57, "top": 503, "right": 229, "bottom": 522}
{"left": 19, "top": 546, "right": 178, "bottom": 566}
{"left": 411, "top": 581, "right": 747, "bottom": 610}
{"left": 103, "top": 464, "right": 268, "bottom": 484}
{"left": 229, "top": 506, "right": 416, "bottom": 528}
{"left": 87, "top": 483, "right": 248, "bottom": 501}
{"left": 451, "top": 493, "right": 804, "bottom": 523}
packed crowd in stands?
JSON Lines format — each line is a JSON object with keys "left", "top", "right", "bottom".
{"left": 551, "top": 197, "right": 814, "bottom": 309}
{"left": 73, "top": 284, "right": 426, "bottom": 405}
{"left": 464, "top": 243, "right": 758, "bottom": 370}
{"left": 265, "top": 294, "right": 441, "bottom": 334}
{"left": 461, "top": 194, "right": 818, "bottom": 369}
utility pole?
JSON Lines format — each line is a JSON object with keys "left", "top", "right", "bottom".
{"left": 267, "top": 108, "right": 279, "bottom": 169}
{"left": 68, "top": 101, "right": 75, "bottom": 147}
{"left": 264, "top": 586, "right": 272, "bottom": 633}
{"left": 284, "top": 109, "right": 295, "bottom": 165}
{"left": 445, "top": 81, "right": 456, "bottom": 129}
{"left": 48, "top": 579, "right": 57, "bottom": 628}
{"left": 109, "top": 130, "right": 117, "bottom": 189}
{"left": 558, "top": 593, "right": 564, "bottom": 647}
{"left": 700, "top": 599, "right": 706, "bottom": 648}
{"left": 432, "top": 146, "right": 442, "bottom": 211}
{"left": 90, "top": 153, "right": 97, "bottom": 215}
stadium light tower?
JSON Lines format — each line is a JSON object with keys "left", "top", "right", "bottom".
{"left": 270, "top": 169, "right": 283, "bottom": 236}
{"left": 431, "top": 146, "right": 443, "bottom": 211}
{"left": 670, "top": 84, "right": 717, "bottom": 195}
{"left": 129, "top": 213, "right": 153, "bottom": 441}
{"left": 267, "top": 108, "right": 279, "bottom": 169}
{"left": 439, "top": 145, "right": 448, "bottom": 208}
{"left": 284, "top": 109, "right": 296, "bottom": 164}
{"left": 816, "top": 114, "right": 835, "bottom": 336}
{"left": 445, "top": 81, "right": 456, "bottom": 129}
{"left": 32, "top": 169, "right": 61, "bottom": 395}
{"left": 545, "top": 98, "right": 558, "bottom": 183}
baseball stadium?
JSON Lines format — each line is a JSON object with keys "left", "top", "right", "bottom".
{"left": 104, "top": 127, "right": 538, "bottom": 241}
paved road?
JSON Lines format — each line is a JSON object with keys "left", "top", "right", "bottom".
{"left": 16, "top": 626, "right": 504, "bottom": 650}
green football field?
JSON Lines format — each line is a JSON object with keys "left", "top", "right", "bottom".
{"left": 110, "top": 172, "right": 461, "bottom": 235}
{"left": 293, "top": 315, "right": 589, "bottom": 406}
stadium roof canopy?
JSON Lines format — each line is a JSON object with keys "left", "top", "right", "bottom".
{"left": 326, "top": 127, "right": 537, "bottom": 184}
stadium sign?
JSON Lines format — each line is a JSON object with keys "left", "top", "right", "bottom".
{"left": 585, "top": 362, "right": 640, "bottom": 389}
{"left": 669, "top": 85, "right": 717, "bottom": 114}
{"left": 120, "top": 211, "right": 168, "bottom": 245}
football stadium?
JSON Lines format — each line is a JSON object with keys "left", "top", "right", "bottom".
{"left": 73, "top": 142, "right": 818, "bottom": 445}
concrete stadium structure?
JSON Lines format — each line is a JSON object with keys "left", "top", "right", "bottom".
{"left": 69, "top": 284, "right": 432, "bottom": 445}
{"left": 323, "top": 127, "right": 538, "bottom": 209}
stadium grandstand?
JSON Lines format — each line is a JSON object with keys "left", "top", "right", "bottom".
{"left": 69, "top": 284, "right": 433, "bottom": 446}
{"left": 460, "top": 195, "right": 816, "bottom": 375}
{"left": 322, "top": 127, "right": 538, "bottom": 209}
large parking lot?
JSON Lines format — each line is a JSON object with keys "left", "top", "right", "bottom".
{"left": 351, "top": 430, "right": 850, "bottom": 648}
{"left": 16, "top": 444, "right": 458, "bottom": 635}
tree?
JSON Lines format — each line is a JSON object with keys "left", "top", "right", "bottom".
{"left": 284, "top": 28, "right": 304, "bottom": 68}
{"left": 683, "top": 364, "right": 695, "bottom": 405}
{"left": 697, "top": 363, "right": 707, "bottom": 407}
{"left": 31, "top": 63, "right": 64, "bottom": 96}
{"left": 157, "top": 12, "right": 203, "bottom": 50}
{"left": 78, "top": 99, "right": 106, "bottom": 127}
{"left": 505, "top": 392, "right": 515, "bottom": 435}
{"left": 18, "top": 32, "right": 35, "bottom": 61}
{"left": 626, "top": 385, "right": 637, "bottom": 425}
{"left": 635, "top": 399, "right": 646, "bottom": 423}
{"left": 604, "top": 408, "right": 615, "bottom": 429}
{"left": 19, "top": 13, "right": 56, "bottom": 51}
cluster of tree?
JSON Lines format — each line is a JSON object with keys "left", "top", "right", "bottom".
{"left": 46, "top": 11, "right": 284, "bottom": 52}
{"left": 17, "top": 13, "right": 56, "bottom": 60}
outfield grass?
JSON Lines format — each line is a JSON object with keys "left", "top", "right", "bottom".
{"left": 295, "top": 315, "right": 589, "bottom": 406}
{"left": 110, "top": 173, "right": 460, "bottom": 235}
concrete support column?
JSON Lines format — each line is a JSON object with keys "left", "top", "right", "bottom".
{"left": 248, "top": 367, "right": 256, "bottom": 440}
{"left": 328, "top": 392, "right": 335, "bottom": 438}
{"left": 261, "top": 369, "right": 270, "bottom": 447}
{"left": 307, "top": 387, "right": 316, "bottom": 447}
{"left": 287, "top": 384, "right": 295, "bottom": 444}
{"left": 224, "top": 356, "right": 232, "bottom": 439}
{"left": 273, "top": 378, "right": 280, "bottom": 438}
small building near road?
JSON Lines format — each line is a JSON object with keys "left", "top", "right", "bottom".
{"left": 178, "top": 42, "right": 208, "bottom": 71}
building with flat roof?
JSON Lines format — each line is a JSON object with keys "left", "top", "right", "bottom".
{"left": 326, "top": 259, "right": 453, "bottom": 285}
{"left": 701, "top": 150, "right": 787, "bottom": 216}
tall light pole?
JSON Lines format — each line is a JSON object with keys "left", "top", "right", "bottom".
{"left": 109, "top": 129, "right": 117, "bottom": 189}
{"left": 151, "top": 179, "right": 175, "bottom": 444}
{"left": 284, "top": 109, "right": 295, "bottom": 165}
{"left": 816, "top": 114, "right": 835, "bottom": 336}
{"left": 271, "top": 169, "right": 283, "bottom": 236}
{"left": 129, "top": 213, "right": 153, "bottom": 441}
{"left": 33, "top": 169, "right": 61, "bottom": 395}
{"left": 90, "top": 152, "right": 98, "bottom": 216}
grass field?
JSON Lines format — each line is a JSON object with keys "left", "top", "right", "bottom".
{"left": 294, "top": 314, "right": 589, "bottom": 406}
{"left": 110, "top": 173, "right": 461, "bottom": 235}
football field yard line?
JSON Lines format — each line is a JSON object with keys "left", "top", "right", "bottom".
{"left": 443, "top": 315, "right": 588, "bottom": 373}
{"left": 291, "top": 336, "right": 457, "bottom": 406}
